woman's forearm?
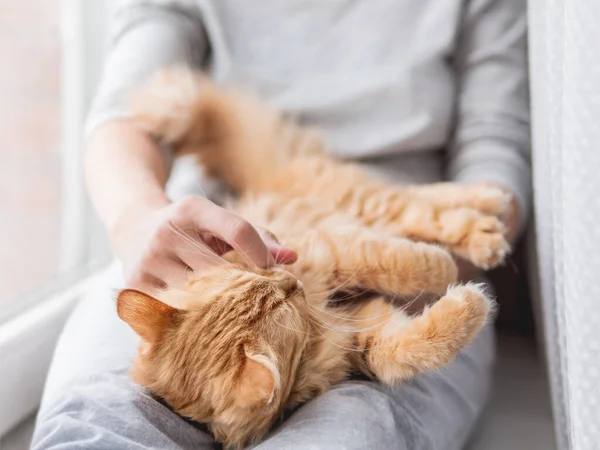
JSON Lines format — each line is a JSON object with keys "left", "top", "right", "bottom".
{"left": 85, "top": 120, "right": 171, "bottom": 238}
{"left": 81, "top": 3, "right": 296, "bottom": 292}
{"left": 85, "top": 120, "right": 296, "bottom": 291}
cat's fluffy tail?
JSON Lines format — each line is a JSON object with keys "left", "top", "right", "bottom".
{"left": 130, "top": 67, "right": 321, "bottom": 193}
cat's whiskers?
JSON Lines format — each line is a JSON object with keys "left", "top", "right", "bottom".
{"left": 272, "top": 311, "right": 389, "bottom": 353}
{"left": 304, "top": 268, "right": 361, "bottom": 297}
{"left": 272, "top": 245, "right": 284, "bottom": 265}
{"left": 169, "top": 223, "right": 228, "bottom": 265}
{"left": 397, "top": 289, "right": 428, "bottom": 314}
{"left": 307, "top": 314, "right": 391, "bottom": 334}
{"left": 307, "top": 289, "right": 456, "bottom": 340}
{"left": 271, "top": 306, "right": 395, "bottom": 341}
{"left": 171, "top": 246, "right": 228, "bottom": 278}
{"left": 307, "top": 320, "right": 388, "bottom": 353}
{"left": 271, "top": 315, "right": 314, "bottom": 336}
{"left": 308, "top": 292, "right": 399, "bottom": 332}
{"left": 322, "top": 289, "right": 371, "bottom": 302}
{"left": 230, "top": 238, "right": 264, "bottom": 270}
{"left": 308, "top": 304, "right": 395, "bottom": 322}
{"left": 207, "top": 228, "right": 230, "bottom": 256}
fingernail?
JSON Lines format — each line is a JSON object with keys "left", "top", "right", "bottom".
{"left": 270, "top": 246, "right": 298, "bottom": 264}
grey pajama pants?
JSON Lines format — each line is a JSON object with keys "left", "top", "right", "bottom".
{"left": 31, "top": 262, "right": 495, "bottom": 450}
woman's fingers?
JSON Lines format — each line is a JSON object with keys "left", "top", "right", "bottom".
{"left": 256, "top": 227, "right": 298, "bottom": 264}
{"left": 166, "top": 224, "right": 228, "bottom": 271}
{"left": 127, "top": 272, "right": 167, "bottom": 293}
{"left": 122, "top": 195, "right": 300, "bottom": 292}
{"left": 173, "top": 197, "right": 277, "bottom": 268}
{"left": 127, "top": 252, "right": 192, "bottom": 291}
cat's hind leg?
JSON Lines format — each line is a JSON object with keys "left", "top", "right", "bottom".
{"left": 404, "top": 183, "right": 511, "bottom": 218}
{"left": 275, "top": 159, "right": 511, "bottom": 269}
{"left": 362, "top": 194, "right": 510, "bottom": 270}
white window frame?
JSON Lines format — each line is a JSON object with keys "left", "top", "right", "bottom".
{"left": 0, "top": 273, "right": 106, "bottom": 436}
{"left": 61, "top": 0, "right": 112, "bottom": 268}
{"left": 0, "top": 0, "right": 112, "bottom": 437}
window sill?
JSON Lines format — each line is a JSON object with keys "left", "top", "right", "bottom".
{"left": 0, "top": 269, "right": 108, "bottom": 437}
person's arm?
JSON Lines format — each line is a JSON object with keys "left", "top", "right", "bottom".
{"left": 448, "top": 0, "right": 530, "bottom": 278}
{"left": 86, "top": 1, "right": 295, "bottom": 292}
{"left": 86, "top": 0, "right": 207, "bottom": 140}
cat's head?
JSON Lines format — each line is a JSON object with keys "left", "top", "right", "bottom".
{"left": 117, "top": 265, "right": 310, "bottom": 448}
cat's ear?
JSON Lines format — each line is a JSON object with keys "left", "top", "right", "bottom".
{"left": 117, "top": 289, "right": 177, "bottom": 342}
{"left": 235, "top": 349, "right": 280, "bottom": 408}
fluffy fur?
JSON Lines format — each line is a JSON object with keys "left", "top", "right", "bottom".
{"left": 117, "top": 68, "right": 510, "bottom": 448}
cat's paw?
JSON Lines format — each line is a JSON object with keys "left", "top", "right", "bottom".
{"left": 442, "top": 283, "right": 494, "bottom": 313}
{"left": 439, "top": 209, "right": 510, "bottom": 269}
{"left": 432, "top": 283, "right": 494, "bottom": 341}
{"left": 383, "top": 283, "right": 493, "bottom": 379}
{"left": 463, "top": 215, "right": 511, "bottom": 269}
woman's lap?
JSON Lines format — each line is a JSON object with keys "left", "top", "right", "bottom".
{"left": 32, "top": 263, "right": 216, "bottom": 450}
{"left": 252, "top": 324, "right": 494, "bottom": 450}
{"left": 32, "top": 262, "right": 495, "bottom": 450}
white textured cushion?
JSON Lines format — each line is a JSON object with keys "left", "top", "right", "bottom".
{"left": 529, "top": 1, "right": 600, "bottom": 448}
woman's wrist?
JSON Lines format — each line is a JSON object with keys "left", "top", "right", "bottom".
{"left": 85, "top": 120, "right": 174, "bottom": 245}
{"left": 106, "top": 191, "right": 170, "bottom": 246}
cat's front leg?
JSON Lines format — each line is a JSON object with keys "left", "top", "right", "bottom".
{"left": 351, "top": 284, "right": 493, "bottom": 385}
{"left": 286, "top": 229, "right": 458, "bottom": 297}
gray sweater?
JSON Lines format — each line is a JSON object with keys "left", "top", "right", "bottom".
{"left": 88, "top": 0, "right": 530, "bottom": 228}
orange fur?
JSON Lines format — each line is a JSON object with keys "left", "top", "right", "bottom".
{"left": 117, "top": 68, "right": 509, "bottom": 448}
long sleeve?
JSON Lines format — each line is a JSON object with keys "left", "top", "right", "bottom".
{"left": 448, "top": 0, "right": 531, "bottom": 233}
{"left": 85, "top": 0, "right": 208, "bottom": 138}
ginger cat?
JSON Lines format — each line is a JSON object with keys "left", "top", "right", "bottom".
{"left": 116, "top": 68, "right": 510, "bottom": 448}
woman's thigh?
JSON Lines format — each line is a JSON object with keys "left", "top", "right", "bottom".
{"left": 253, "top": 324, "right": 495, "bottom": 450}
{"left": 39, "top": 263, "right": 136, "bottom": 400}
{"left": 32, "top": 263, "right": 216, "bottom": 450}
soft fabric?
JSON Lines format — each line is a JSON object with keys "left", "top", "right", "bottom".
{"left": 87, "top": 0, "right": 531, "bottom": 230}
{"left": 32, "top": 263, "right": 495, "bottom": 450}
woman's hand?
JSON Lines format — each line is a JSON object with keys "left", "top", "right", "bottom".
{"left": 110, "top": 195, "right": 297, "bottom": 292}
{"left": 456, "top": 184, "right": 520, "bottom": 282}
{"left": 85, "top": 121, "right": 297, "bottom": 294}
